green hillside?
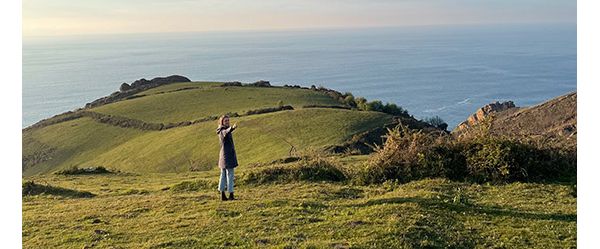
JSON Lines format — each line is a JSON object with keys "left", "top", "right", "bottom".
{"left": 22, "top": 81, "right": 394, "bottom": 176}
{"left": 22, "top": 79, "right": 576, "bottom": 248}
{"left": 91, "top": 82, "right": 341, "bottom": 123}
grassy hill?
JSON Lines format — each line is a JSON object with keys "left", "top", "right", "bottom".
{"left": 22, "top": 78, "right": 576, "bottom": 248}
{"left": 91, "top": 82, "right": 343, "bottom": 123}
{"left": 22, "top": 81, "right": 395, "bottom": 176}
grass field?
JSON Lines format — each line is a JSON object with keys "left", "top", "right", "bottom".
{"left": 23, "top": 82, "right": 392, "bottom": 176}
{"left": 91, "top": 82, "right": 342, "bottom": 123}
{"left": 23, "top": 157, "right": 576, "bottom": 248}
{"left": 23, "top": 108, "right": 391, "bottom": 176}
{"left": 23, "top": 83, "right": 394, "bottom": 176}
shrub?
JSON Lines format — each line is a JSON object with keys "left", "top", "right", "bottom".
{"left": 245, "top": 105, "right": 293, "bottom": 115}
{"left": 302, "top": 104, "right": 351, "bottom": 110}
{"left": 54, "top": 166, "right": 113, "bottom": 175}
{"left": 365, "top": 100, "right": 384, "bottom": 112}
{"left": 354, "top": 125, "right": 452, "bottom": 185}
{"left": 221, "top": 81, "right": 243, "bottom": 87}
{"left": 22, "top": 181, "right": 95, "bottom": 198}
{"left": 382, "top": 103, "right": 409, "bottom": 117}
{"left": 354, "top": 125, "right": 575, "bottom": 185}
{"left": 349, "top": 96, "right": 409, "bottom": 117}
{"left": 460, "top": 137, "right": 575, "bottom": 183}
{"left": 249, "top": 80, "right": 271, "bottom": 87}
{"left": 243, "top": 150, "right": 347, "bottom": 184}
{"left": 355, "top": 97, "right": 367, "bottom": 110}
{"left": 343, "top": 95, "right": 356, "bottom": 107}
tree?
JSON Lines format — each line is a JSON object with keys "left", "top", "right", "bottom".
{"left": 355, "top": 97, "right": 368, "bottom": 110}
{"left": 424, "top": 116, "right": 448, "bottom": 130}
{"left": 365, "top": 100, "right": 384, "bottom": 112}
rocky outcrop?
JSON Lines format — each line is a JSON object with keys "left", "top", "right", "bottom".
{"left": 455, "top": 101, "right": 516, "bottom": 131}
{"left": 453, "top": 92, "right": 576, "bottom": 148}
{"left": 85, "top": 75, "right": 191, "bottom": 108}
{"left": 119, "top": 83, "right": 132, "bottom": 92}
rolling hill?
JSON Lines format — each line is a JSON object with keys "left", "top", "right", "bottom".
{"left": 22, "top": 77, "right": 413, "bottom": 176}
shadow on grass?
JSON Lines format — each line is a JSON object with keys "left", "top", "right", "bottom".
{"left": 351, "top": 196, "right": 576, "bottom": 222}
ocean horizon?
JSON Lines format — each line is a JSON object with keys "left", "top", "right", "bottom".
{"left": 22, "top": 23, "right": 576, "bottom": 129}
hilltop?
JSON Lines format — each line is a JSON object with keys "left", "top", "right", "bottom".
{"left": 22, "top": 76, "right": 430, "bottom": 176}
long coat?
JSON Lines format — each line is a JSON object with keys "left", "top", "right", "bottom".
{"left": 216, "top": 125, "right": 238, "bottom": 169}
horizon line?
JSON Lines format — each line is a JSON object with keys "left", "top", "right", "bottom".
{"left": 22, "top": 20, "right": 576, "bottom": 41}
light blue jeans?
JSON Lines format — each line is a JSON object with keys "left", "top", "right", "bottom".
{"left": 218, "top": 168, "right": 235, "bottom": 193}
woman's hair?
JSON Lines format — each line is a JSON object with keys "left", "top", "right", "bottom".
{"left": 218, "top": 115, "right": 229, "bottom": 126}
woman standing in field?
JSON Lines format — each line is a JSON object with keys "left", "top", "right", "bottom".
{"left": 216, "top": 115, "right": 238, "bottom": 201}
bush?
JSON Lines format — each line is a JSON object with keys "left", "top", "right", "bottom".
{"left": 350, "top": 96, "right": 409, "bottom": 117}
{"left": 54, "top": 166, "right": 113, "bottom": 175}
{"left": 460, "top": 137, "right": 575, "bottom": 183}
{"left": 243, "top": 150, "right": 347, "bottom": 184}
{"left": 245, "top": 105, "right": 293, "bottom": 115}
{"left": 343, "top": 95, "right": 356, "bottom": 107}
{"left": 355, "top": 97, "right": 367, "bottom": 110}
{"left": 249, "top": 80, "right": 271, "bottom": 87}
{"left": 365, "top": 100, "right": 384, "bottom": 112}
{"left": 382, "top": 103, "right": 409, "bottom": 116}
{"left": 22, "top": 181, "right": 95, "bottom": 198}
{"left": 354, "top": 125, "right": 453, "bottom": 184}
{"left": 221, "top": 81, "right": 243, "bottom": 87}
{"left": 354, "top": 125, "right": 575, "bottom": 185}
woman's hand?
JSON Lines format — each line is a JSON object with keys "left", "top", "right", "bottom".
{"left": 232, "top": 123, "right": 237, "bottom": 129}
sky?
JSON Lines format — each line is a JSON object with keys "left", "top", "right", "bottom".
{"left": 23, "top": 0, "right": 576, "bottom": 37}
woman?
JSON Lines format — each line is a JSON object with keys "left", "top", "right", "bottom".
{"left": 216, "top": 115, "right": 238, "bottom": 201}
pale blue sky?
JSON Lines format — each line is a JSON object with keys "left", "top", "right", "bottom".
{"left": 23, "top": 0, "right": 576, "bottom": 37}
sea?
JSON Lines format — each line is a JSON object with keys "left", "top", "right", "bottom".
{"left": 23, "top": 23, "right": 576, "bottom": 129}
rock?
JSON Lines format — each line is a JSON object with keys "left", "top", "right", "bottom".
{"left": 119, "top": 83, "right": 132, "bottom": 92}
{"left": 85, "top": 75, "right": 191, "bottom": 108}
{"left": 456, "top": 101, "right": 516, "bottom": 130}
{"left": 221, "top": 81, "right": 243, "bottom": 87}
{"left": 452, "top": 92, "right": 576, "bottom": 148}
{"left": 250, "top": 80, "right": 271, "bottom": 87}
{"left": 91, "top": 218, "right": 101, "bottom": 224}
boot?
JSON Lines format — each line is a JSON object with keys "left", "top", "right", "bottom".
{"left": 221, "top": 191, "right": 227, "bottom": 201}
{"left": 228, "top": 192, "right": 235, "bottom": 201}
